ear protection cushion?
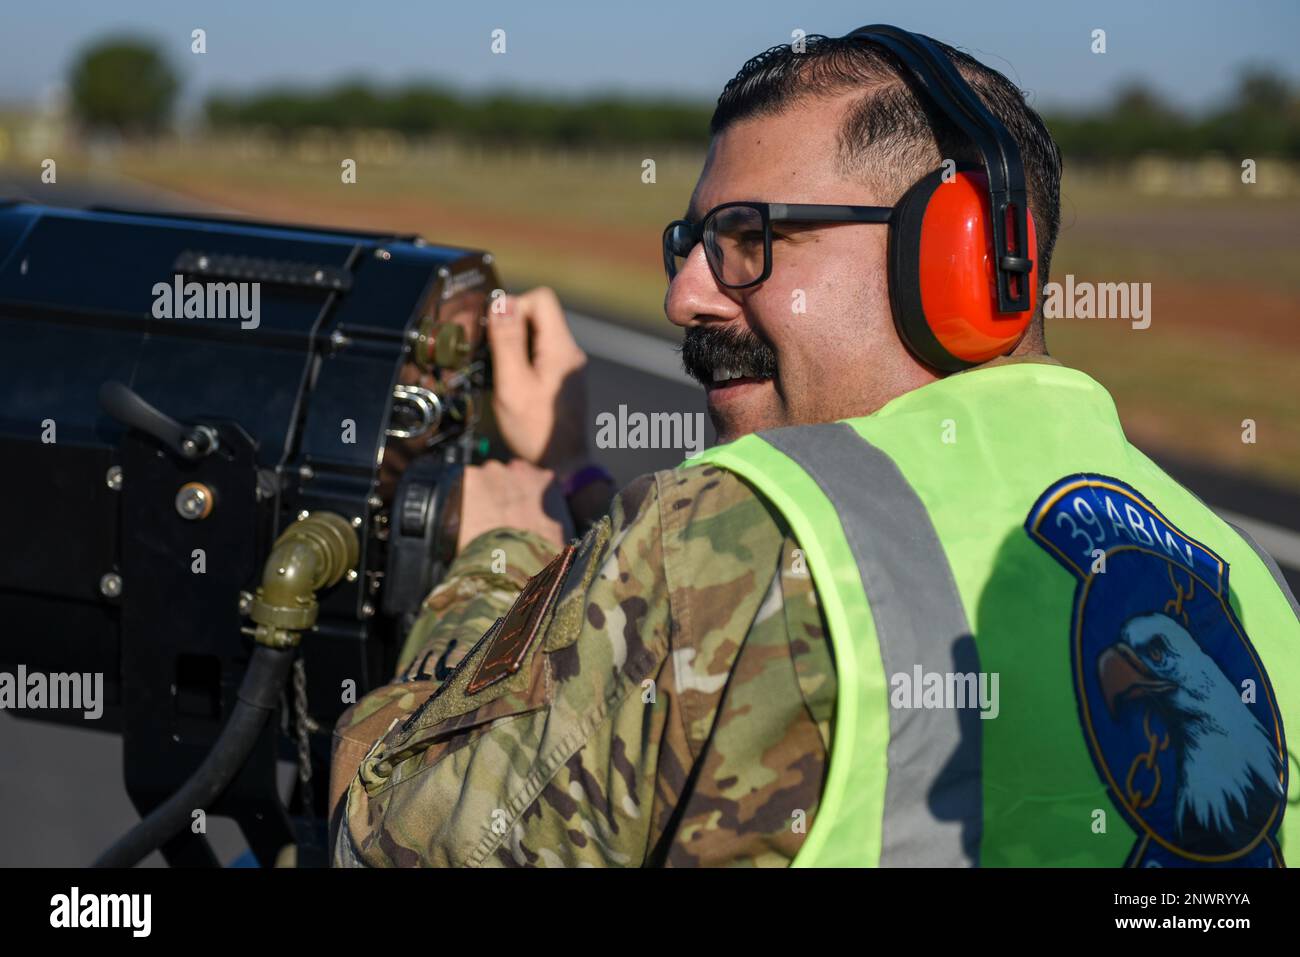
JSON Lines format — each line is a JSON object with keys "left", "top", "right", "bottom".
{"left": 888, "top": 166, "right": 1038, "bottom": 372}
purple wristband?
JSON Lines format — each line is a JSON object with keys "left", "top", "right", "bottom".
{"left": 562, "top": 463, "right": 614, "bottom": 498}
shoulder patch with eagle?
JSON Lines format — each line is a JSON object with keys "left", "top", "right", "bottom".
{"left": 1027, "top": 474, "right": 1287, "bottom": 867}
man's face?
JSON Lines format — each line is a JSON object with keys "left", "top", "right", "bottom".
{"left": 666, "top": 91, "right": 939, "bottom": 443}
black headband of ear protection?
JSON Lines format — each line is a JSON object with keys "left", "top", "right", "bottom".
{"left": 843, "top": 24, "right": 1033, "bottom": 313}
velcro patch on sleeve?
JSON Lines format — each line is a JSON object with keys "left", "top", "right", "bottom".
{"left": 465, "top": 544, "right": 577, "bottom": 695}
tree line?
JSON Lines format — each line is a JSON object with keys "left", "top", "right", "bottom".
{"left": 69, "top": 38, "right": 1300, "bottom": 159}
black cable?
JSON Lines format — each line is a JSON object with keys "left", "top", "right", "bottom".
{"left": 92, "top": 645, "right": 296, "bottom": 868}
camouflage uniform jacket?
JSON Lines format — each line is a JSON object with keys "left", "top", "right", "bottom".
{"left": 329, "top": 462, "right": 833, "bottom": 866}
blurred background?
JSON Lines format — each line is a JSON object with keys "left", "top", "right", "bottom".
{"left": 1, "top": 0, "right": 1297, "bottom": 865}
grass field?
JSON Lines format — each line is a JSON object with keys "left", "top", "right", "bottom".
{"left": 60, "top": 140, "right": 1300, "bottom": 487}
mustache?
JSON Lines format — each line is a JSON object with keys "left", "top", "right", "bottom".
{"left": 679, "top": 326, "right": 778, "bottom": 386}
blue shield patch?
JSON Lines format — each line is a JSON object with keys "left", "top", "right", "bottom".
{"left": 1025, "top": 474, "right": 1287, "bottom": 866}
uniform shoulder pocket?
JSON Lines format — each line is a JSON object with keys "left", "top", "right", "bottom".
{"left": 360, "top": 544, "right": 576, "bottom": 794}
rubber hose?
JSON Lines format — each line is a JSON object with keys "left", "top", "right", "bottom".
{"left": 91, "top": 645, "right": 296, "bottom": 868}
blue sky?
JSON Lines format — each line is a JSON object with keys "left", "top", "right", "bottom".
{"left": 2, "top": 0, "right": 1296, "bottom": 114}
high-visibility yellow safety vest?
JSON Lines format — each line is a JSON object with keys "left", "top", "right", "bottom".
{"left": 687, "top": 362, "right": 1299, "bottom": 866}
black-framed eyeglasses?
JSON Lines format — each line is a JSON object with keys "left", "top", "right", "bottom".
{"left": 663, "top": 200, "right": 894, "bottom": 289}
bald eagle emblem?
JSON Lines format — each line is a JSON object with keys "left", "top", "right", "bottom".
{"left": 1026, "top": 475, "right": 1287, "bottom": 867}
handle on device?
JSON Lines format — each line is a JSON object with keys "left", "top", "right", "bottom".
{"left": 99, "top": 380, "right": 219, "bottom": 460}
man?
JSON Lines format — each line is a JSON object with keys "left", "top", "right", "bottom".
{"left": 331, "top": 28, "right": 1300, "bottom": 867}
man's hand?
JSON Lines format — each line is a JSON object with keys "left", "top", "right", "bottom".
{"left": 487, "top": 287, "right": 589, "bottom": 474}
{"left": 457, "top": 458, "right": 574, "bottom": 554}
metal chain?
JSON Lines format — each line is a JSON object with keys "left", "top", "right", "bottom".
{"left": 1124, "top": 709, "right": 1169, "bottom": 811}
{"left": 292, "top": 657, "right": 320, "bottom": 816}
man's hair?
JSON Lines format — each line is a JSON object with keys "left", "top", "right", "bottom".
{"left": 711, "top": 32, "right": 1063, "bottom": 323}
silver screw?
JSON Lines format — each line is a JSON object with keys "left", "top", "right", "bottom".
{"left": 351, "top": 516, "right": 363, "bottom": 528}
{"left": 255, "top": 471, "right": 276, "bottom": 502}
{"left": 437, "top": 267, "right": 450, "bottom": 279}
{"left": 367, "top": 494, "right": 382, "bottom": 509}
{"left": 361, "top": 602, "right": 375, "bottom": 619}
{"left": 99, "top": 573, "right": 123, "bottom": 599}
{"left": 346, "top": 569, "right": 358, "bottom": 583}
{"left": 482, "top": 253, "right": 494, "bottom": 266}
{"left": 105, "top": 466, "right": 122, "bottom": 491}
{"left": 297, "top": 509, "right": 310, "bottom": 521}
{"left": 374, "top": 248, "right": 391, "bottom": 261}
{"left": 238, "top": 591, "right": 254, "bottom": 615}
{"left": 175, "top": 484, "right": 210, "bottom": 520}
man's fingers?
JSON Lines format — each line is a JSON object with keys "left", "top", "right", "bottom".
{"left": 486, "top": 294, "right": 535, "bottom": 389}
{"left": 515, "top": 287, "right": 585, "bottom": 373}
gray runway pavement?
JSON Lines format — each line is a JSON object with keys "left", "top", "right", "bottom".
{"left": 1, "top": 171, "right": 1295, "bottom": 866}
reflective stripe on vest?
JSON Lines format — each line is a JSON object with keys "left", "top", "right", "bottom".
{"left": 762, "top": 424, "right": 981, "bottom": 866}
{"left": 696, "top": 424, "right": 981, "bottom": 866}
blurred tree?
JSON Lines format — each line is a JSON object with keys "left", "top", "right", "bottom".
{"left": 382, "top": 83, "right": 463, "bottom": 134}
{"left": 320, "top": 80, "right": 383, "bottom": 130}
{"left": 1107, "top": 82, "right": 1193, "bottom": 156}
{"left": 68, "top": 37, "right": 179, "bottom": 134}
{"left": 1203, "top": 66, "right": 1299, "bottom": 157}
{"left": 1235, "top": 67, "right": 1290, "bottom": 113}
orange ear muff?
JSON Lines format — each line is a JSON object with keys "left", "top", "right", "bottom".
{"left": 887, "top": 167, "right": 1037, "bottom": 372}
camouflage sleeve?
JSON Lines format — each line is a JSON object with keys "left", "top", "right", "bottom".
{"left": 331, "top": 463, "right": 835, "bottom": 867}
{"left": 653, "top": 466, "right": 835, "bottom": 865}
{"left": 395, "top": 527, "right": 560, "bottom": 679}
